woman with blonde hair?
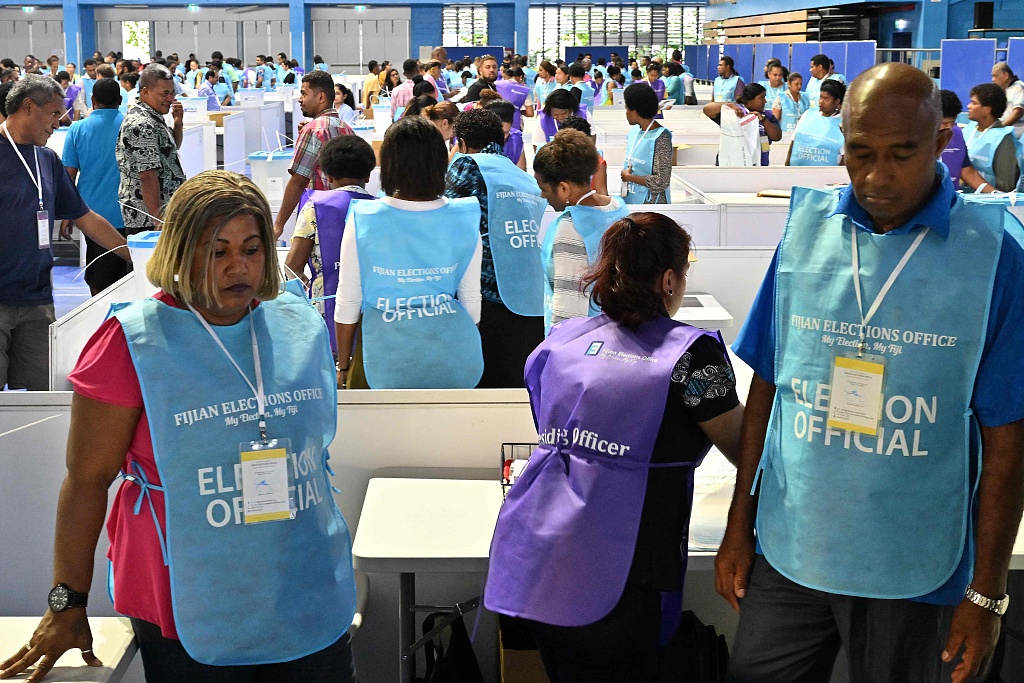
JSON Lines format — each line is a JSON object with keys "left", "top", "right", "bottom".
{"left": 423, "top": 100, "right": 459, "bottom": 145}
{"left": 0, "top": 170, "right": 358, "bottom": 682}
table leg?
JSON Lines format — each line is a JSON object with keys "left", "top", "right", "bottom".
{"left": 399, "top": 572, "right": 415, "bottom": 683}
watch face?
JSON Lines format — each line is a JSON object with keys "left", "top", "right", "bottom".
{"left": 49, "top": 585, "right": 69, "bottom": 612}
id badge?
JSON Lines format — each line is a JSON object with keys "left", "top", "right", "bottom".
{"left": 826, "top": 352, "right": 886, "bottom": 437}
{"left": 37, "top": 210, "right": 50, "bottom": 249}
{"left": 239, "top": 438, "right": 296, "bottom": 524}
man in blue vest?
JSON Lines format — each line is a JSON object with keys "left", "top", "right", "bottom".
{"left": 445, "top": 108, "right": 546, "bottom": 387}
{"left": 720, "top": 62, "right": 1024, "bottom": 682}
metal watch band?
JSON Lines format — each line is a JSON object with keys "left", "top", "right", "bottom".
{"left": 965, "top": 585, "right": 1008, "bottom": 615}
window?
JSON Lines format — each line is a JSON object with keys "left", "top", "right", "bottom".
{"left": 528, "top": 5, "right": 705, "bottom": 65}
{"left": 442, "top": 5, "right": 487, "bottom": 47}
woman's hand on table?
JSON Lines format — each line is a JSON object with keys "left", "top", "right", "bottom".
{"left": 0, "top": 610, "right": 102, "bottom": 681}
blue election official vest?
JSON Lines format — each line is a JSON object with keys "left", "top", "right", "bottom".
{"left": 759, "top": 81, "right": 786, "bottom": 105}
{"left": 714, "top": 75, "right": 740, "bottom": 102}
{"left": 778, "top": 91, "right": 810, "bottom": 134}
{"left": 111, "top": 284, "right": 356, "bottom": 664}
{"left": 756, "top": 186, "right": 1004, "bottom": 598}
{"left": 575, "top": 81, "right": 596, "bottom": 112}
{"left": 472, "top": 153, "right": 548, "bottom": 317}
{"left": 790, "top": 110, "right": 844, "bottom": 166}
{"left": 352, "top": 198, "right": 484, "bottom": 388}
{"left": 964, "top": 122, "right": 1020, "bottom": 188}
{"left": 309, "top": 188, "right": 375, "bottom": 353}
{"left": 541, "top": 198, "right": 630, "bottom": 332}
{"left": 806, "top": 77, "right": 822, "bottom": 109}
{"left": 624, "top": 125, "right": 672, "bottom": 204}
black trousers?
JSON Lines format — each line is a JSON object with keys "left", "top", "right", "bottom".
{"left": 477, "top": 298, "right": 544, "bottom": 389}
{"left": 130, "top": 618, "right": 357, "bottom": 683}
{"left": 523, "top": 585, "right": 663, "bottom": 683}
{"left": 728, "top": 556, "right": 978, "bottom": 683}
{"left": 83, "top": 229, "right": 131, "bottom": 295}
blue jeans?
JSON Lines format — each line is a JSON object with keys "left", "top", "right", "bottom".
{"left": 131, "top": 618, "right": 357, "bottom": 683}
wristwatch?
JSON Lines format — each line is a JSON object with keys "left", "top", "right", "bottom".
{"left": 47, "top": 583, "right": 88, "bottom": 612}
{"left": 964, "top": 585, "right": 1009, "bottom": 616}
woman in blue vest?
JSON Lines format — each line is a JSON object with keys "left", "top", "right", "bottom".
{"left": 758, "top": 60, "right": 787, "bottom": 106}
{"left": 445, "top": 109, "right": 547, "bottom": 387}
{"left": 3, "top": 171, "right": 358, "bottom": 682}
{"left": 285, "top": 135, "right": 376, "bottom": 359}
{"left": 664, "top": 62, "right": 684, "bottom": 105}
{"left": 786, "top": 79, "right": 846, "bottom": 166}
{"left": 184, "top": 58, "right": 206, "bottom": 90}
{"left": 534, "top": 61, "right": 558, "bottom": 108}
{"left": 485, "top": 212, "right": 744, "bottom": 682}
{"left": 703, "top": 83, "right": 783, "bottom": 166}
{"left": 621, "top": 83, "right": 673, "bottom": 204}
{"left": 535, "top": 129, "right": 629, "bottom": 333}
{"left": 333, "top": 116, "right": 484, "bottom": 389}
{"left": 714, "top": 55, "right": 744, "bottom": 103}
{"left": 961, "top": 83, "right": 1022, "bottom": 193}
{"left": 771, "top": 71, "right": 810, "bottom": 134}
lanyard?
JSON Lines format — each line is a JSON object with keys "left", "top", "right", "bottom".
{"left": 626, "top": 120, "right": 656, "bottom": 164}
{"left": 575, "top": 189, "right": 597, "bottom": 205}
{"left": 188, "top": 304, "right": 269, "bottom": 442}
{"left": 1, "top": 122, "right": 44, "bottom": 211}
{"left": 850, "top": 222, "right": 929, "bottom": 355}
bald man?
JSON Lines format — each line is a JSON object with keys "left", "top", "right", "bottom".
{"left": 718, "top": 63, "right": 1024, "bottom": 683}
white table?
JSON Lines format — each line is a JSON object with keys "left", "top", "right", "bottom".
{"left": 672, "top": 293, "right": 734, "bottom": 329}
{"left": 352, "top": 478, "right": 503, "bottom": 683}
{"left": 0, "top": 617, "right": 136, "bottom": 682}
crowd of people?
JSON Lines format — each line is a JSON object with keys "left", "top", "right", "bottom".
{"left": 0, "top": 40, "right": 1023, "bottom": 683}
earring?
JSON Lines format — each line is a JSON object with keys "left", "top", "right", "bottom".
{"left": 668, "top": 288, "right": 673, "bottom": 295}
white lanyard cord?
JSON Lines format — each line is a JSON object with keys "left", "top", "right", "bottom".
{"left": 575, "top": 189, "right": 597, "bottom": 205}
{"left": 1, "top": 122, "right": 43, "bottom": 210}
{"left": 850, "top": 222, "right": 929, "bottom": 355}
{"left": 626, "top": 119, "right": 656, "bottom": 165}
{"left": 188, "top": 304, "right": 268, "bottom": 442}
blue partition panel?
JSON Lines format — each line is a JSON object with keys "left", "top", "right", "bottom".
{"left": 940, "top": 39, "right": 997, "bottom": 110}
{"left": 754, "top": 43, "right": 790, "bottom": 74}
{"left": 1008, "top": 38, "right": 1024, "bottom": 81}
{"left": 772, "top": 43, "right": 792, "bottom": 71}
{"left": 791, "top": 42, "right": 821, "bottom": 77}
{"left": 684, "top": 45, "right": 701, "bottom": 75}
{"left": 443, "top": 46, "right": 506, "bottom": 62}
{"left": 699, "top": 45, "right": 711, "bottom": 81}
{"left": 709, "top": 44, "right": 721, "bottom": 81}
{"left": 821, "top": 41, "right": 848, "bottom": 76}
{"left": 722, "top": 44, "right": 739, "bottom": 71}
{"left": 754, "top": 43, "right": 773, "bottom": 77}
{"left": 561, "top": 45, "right": 630, "bottom": 65}
{"left": 737, "top": 44, "right": 755, "bottom": 85}
{"left": 844, "top": 41, "right": 876, "bottom": 83}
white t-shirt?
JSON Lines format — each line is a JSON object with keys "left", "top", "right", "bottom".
{"left": 334, "top": 197, "right": 483, "bottom": 324}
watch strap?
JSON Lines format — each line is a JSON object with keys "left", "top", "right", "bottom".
{"left": 965, "top": 585, "right": 1008, "bottom": 615}
{"left": 67, "top": 589, "right": 89, "bottom": 609}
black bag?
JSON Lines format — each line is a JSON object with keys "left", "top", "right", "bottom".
{"left": 416, "top": 611, "right": 486, "bottom": 683}
{"left": 658, "top": 610, "right": 729, "bottom": 683}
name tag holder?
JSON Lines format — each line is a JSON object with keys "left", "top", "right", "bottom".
{"left": 827, "top": 351, "right": 886, "bottom": 437}
{"left": 239, "top": 437, "right": 296, "bottom": 524}
{"left": 826, "top": 222, "right": 929, "bottom": 438}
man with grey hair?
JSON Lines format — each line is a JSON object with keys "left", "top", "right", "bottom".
{"left": 720, "top": 62, "right": 1024, "bottom": 682}
{"left": 0, "top": 75, "right": 129, "bottom": 390}
{"left": 116, "top": 63, "right": 184, "bottom": 232}
{"left": 991, "top": 62, "right": 1024, "bottom": 127}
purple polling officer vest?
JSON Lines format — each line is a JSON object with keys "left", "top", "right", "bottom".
{"left": 538, "top": 104, "right": 586, "bottom": 143}
{"left": 503, "top": 129, "right": 524, "bottom": 165}
{"left": 495, "top": 79, "right": 531, "bottom": 130}
{"left": 64, "top": 83, "right": 82, "bottom": 113}
{"left": 943, "top": 125, "right": 967, "bottom": 192}
{"left": 308, "top": 189, "right": 374, "bottom": 353}
{"left": 484, "top": 313, "right": 714, "bottom": 627}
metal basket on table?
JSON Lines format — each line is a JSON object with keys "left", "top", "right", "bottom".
{"left": 499, "top": 442, "right": 537, "bottom": 500}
